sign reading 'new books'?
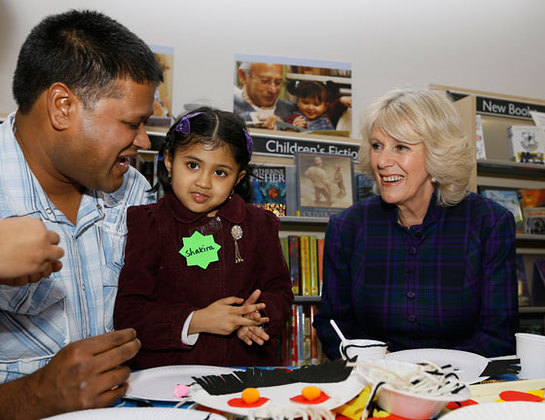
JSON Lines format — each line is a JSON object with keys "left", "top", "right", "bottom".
{"left": 449, "top": 91, "right": 545, "bottom": 120}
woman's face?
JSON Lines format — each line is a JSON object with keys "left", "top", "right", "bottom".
{"left": 369, "top": 126, "right": 434, "bottom": 211}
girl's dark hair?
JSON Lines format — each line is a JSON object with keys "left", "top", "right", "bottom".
{"left": 286, "top": 80, "right": 339, "bottom": 104}
{"left": 155, "top": 106, "right": 254, "bottom": 201}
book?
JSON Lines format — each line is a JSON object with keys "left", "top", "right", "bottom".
{"left": 507, "top": 125, "right": 545, "bottom": 164}
{"left": 280, "top": 237, "right": 289, "bottom": 268}
{"left": 290, "top": 305, "right": 298, "bottom": 367}
{"left": 355, "top": 173, "right": 375, "bottom": 202}
{"left": 296, "top": 305, "right": 305, "bottom": 366}
{"left": 475, "top": 114, "right": 486, "bottom": 159}
{"left": 480, "top": 188, "right": 524, "bottom": 233}
{"left": 518, "top": 189, "right": 545, "bottom": 209}
{"left": 296, "top": 152, "right": 354, "bottom": 218}
{"left": 516, "top": 255, "right": 530, "bottom": 307}
{"left": 517, "top": 189, "right": 545, "bottom": 235}
{"left": 524, "top": 208, "right": 545, "bottom": 235}
{"left": 317, "top": 238, "right": 325, "bottom": 296}
{"left": 302, "top": 306, "right": 311, "bottom": 365}
{"left": 299, "top": 236, "right": 312, "bottom": 296}
{"left": 249, "top": 166, "right": 287, "bottom": 216}
{"left": 309, "top": 305, "right": 319, "bottom": 365}
{"left": 309, "top": 236, "right": 319, "bottom": 296}
{"left": 288, "top": 236, "right": 300, "bottom": 295}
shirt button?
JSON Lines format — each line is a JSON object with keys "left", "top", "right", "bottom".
{"left": 406, "top": 291, "right": 416, "bottom": 299}
{"left": 408, "top": 247, "right": 417, "bottom": 255}
{"left": 45, "top": 208, "right": 52, "bottom": 214}
{"left": 408, "top": 314, "right": 416, "bottom": 322}
{"left": 414, "top": 230, "right": 423, "bottom": 238}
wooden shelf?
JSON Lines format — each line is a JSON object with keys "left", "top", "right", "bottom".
{"left": 519, "top": 306, "right": 545, "bottom": 314}
{"left": 477, "top": 159, "right": 545, "bottom": 178}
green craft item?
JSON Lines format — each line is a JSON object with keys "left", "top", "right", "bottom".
{"left": 179, "top": 231, "right": 221, "bottom": 269}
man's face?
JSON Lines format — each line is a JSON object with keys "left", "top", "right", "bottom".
{"left": 243, "top": 63, "right": 283, "bottom": 107}
{"left": 55, "top": 79, "right": 155, "bottom": 193}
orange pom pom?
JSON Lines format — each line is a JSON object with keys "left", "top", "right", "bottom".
{"left": 241, "top": 387, "right": 260, "bottom": 404}
{"left": 302, "top": 386, "right": 321, "bottom": 401}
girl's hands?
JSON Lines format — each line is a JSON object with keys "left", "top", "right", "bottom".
{"left": 292, "top": 116, "right": 307, "bottom": 129}
{"left": 237, "top": 289, "right": 270, "bottom": 346}
{"left": 190, "top": 294, "right": 269, "bottom": 336}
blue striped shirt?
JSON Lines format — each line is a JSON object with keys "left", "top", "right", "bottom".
{"left": 314, "top": 192, "right": 518, "bottom": 359}
{"left": 0, "top": 113, "right": 155, "bottom": 382}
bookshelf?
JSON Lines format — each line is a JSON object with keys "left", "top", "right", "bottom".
{"left": 431, "top": 84, "right": 545, "bottom": 334}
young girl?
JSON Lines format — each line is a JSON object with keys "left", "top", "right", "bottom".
{"left": 284, "top": 80, "right": 338, "bottom": 132}
{"left": 114, "top": 107, "right": 293, "bottom": 369}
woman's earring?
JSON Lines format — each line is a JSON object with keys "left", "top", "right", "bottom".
{"left": 431, "top": 177, "right": 437, "bottom": 184}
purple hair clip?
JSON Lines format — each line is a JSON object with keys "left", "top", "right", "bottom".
{"left": 175, "top": 112, "right": 203, "bottom": 135}
{"left": 244, "top": 129, "right": 253, "bottom": 159}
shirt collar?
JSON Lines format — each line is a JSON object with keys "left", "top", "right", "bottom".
{"left": 165, "top": 192, "right": 246, "bottom": 224}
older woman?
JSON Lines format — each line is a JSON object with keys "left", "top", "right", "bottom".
{"left": 314, "top": 88, "right": 517, "bottom": 359}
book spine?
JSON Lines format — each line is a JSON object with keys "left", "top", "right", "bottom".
{"left": 317, "top": 238, "right": 325, "bottom": 296}
{"left": 280, "top": 237, "right": 289, "bottom": 269}
{"left": 297, "top": 304, "right": 305, "bottom": 366}
{"left": 303, "top": 305, "right": 311, "bottom": 366}
{"left": 309, "top": 305, "right": 319, "bottom": 365}
{"left": 300, "top": 236, "right": 311, "bottom": 296}
{"left": 288, "top": 236, "right": 300, "bottom": 295}
{"left": 290, "top": 305, "right": 298, "bottom": 367}
{"left": 309, "top": 236, "right": 319, "bottom": 296}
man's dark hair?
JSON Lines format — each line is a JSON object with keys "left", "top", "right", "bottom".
{"left": 13, "top": 9, "right": 163, "bottom": 113}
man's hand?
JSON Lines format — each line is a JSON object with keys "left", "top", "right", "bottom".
{"left": 0, "top": 217, "right": 64, "bottom": 286}
{"left": 190, "top": 296, "right": 269, "bottom": 336}
{"left": 237, "top": 289, "right": 270, "bottom": 346}
{"left": 2, "top": 329, "right": 141, "bottom": 420}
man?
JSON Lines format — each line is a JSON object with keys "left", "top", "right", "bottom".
{"left": 234, "top": 62, "right": 295, "bottom": 129}
{"left": 0, "top": 216, "right": 141, "bottom": 419}
{"left": 0, "top": 9, "right": 162, "bottom": 416}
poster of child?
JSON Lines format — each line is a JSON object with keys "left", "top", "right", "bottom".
{"left": 234, "top": 54, "right": 352, "bottom": 136}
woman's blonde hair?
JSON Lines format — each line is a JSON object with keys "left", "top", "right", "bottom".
{"left": 359, "top": 88, "right": 474, "bottom": 206}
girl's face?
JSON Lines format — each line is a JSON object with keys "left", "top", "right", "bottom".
{"left": 297, "top": 95, "right": 328, "bottom": 120}
{"left": 369, "top": 127, "right": 434, "bottom": 212}
{"left": 164, "top": 142, "right": 246, "bottom": 216}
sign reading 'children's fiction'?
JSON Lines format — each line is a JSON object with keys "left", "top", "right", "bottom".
{"left": 179, "top": 231, "right": 221, "bottom": 269}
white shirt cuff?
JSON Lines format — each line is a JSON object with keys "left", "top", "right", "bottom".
{"left": 181, "top": 311, "right": 199, "bottom": 346}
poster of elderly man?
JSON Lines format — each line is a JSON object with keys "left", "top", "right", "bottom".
{"left": 234, "top": 54, "right": 352, "bottom": 136}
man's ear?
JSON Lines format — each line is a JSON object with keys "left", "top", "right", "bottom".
{"left": 238, "top": 68, "right": 249, "bottom": 85}
{"left": 47, "top": 83, "right": 77, "bottom": 131}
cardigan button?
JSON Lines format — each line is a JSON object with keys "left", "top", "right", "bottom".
{"left": 408, "top": 247, "right": 417, "bottom": 255}
{"left": 408, "top": 314, "right": 416, "bottom": 322}
{"left": 406, "top": 291, "right": 416, "bottom": 299}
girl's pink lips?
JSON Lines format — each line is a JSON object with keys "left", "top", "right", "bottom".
{"left": 191, "top": 192, "right": 209, "bottom": 203}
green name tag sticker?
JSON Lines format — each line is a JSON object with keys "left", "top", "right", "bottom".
{"left": 179, "top": 231, "right": 221, "bottom": 269}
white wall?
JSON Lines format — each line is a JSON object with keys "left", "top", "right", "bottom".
{"left": 2, "top": 0, "right": 545, "bottom": 132}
